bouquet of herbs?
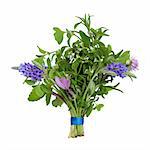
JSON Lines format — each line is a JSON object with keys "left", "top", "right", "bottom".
{"left": 12, "top": 14, "right": 138, "bottom": 138}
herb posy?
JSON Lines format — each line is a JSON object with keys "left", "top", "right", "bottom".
{"left": 12, "top": 14, "right": 138, "bottom": 138}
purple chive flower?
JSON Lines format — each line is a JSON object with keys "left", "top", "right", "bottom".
{"left": 131, "top": 58, "right": 138, "bottom": 71}
{"left": 107, "top": 62, "right": 128, "bottom": 78}
{"left": 18, "top": 63, "right": 44, "bottom": 81}
{"left": 55, "top": 76, "right": 70, "bottom": 90}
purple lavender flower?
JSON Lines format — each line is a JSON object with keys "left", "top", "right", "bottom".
{"left": 131, "top": 58, "right": 138, "bottom": 71}
{"left": 107, "top": 62, "right": 128, "bottom": 78}
{"left": 55, "top": 76, "right": 70, "bottom": 90}
{"left": 18, "top": 63, "right": 44, "bottom": 81}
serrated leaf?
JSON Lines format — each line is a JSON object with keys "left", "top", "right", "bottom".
{"left": 28, "top": 85, "right": 45, "bottom": 101}
{"left": 53, "top": 27, "right": 65, "bottom": 44}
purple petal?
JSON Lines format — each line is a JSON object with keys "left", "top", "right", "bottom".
{"left": 55, "top": 77, "right": 66, "bottom": 89}
{"left": 55, "top": 76, "right": 70, "bottom": 90}
{"left": 60, "top": 77, "right": 70, "bottom": 89}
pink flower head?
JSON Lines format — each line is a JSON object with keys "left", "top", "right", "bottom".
{"left": 131, "top": 58, "right": 139, "bottom": 71}
{"left": 55, "top": 76, "right": 70, "bottom": 90}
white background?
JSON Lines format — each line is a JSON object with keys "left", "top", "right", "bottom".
{"left": 0, "top": 0, "right": 150, "bottom": 150}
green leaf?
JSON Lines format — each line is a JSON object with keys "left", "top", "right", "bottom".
{"left": 74, "top": 22, "right": 82, "bottom": 29}
{"left": 97, "top": 86, "right": 112, "bottom": 96}
{"left": 125, "top": 72, "right": 137, "bottom": 80}
{"left": 71, "top": 58, "right": 80, "bottom": 72}
{"left": 79, "top": 30, "right": 90, "bottom": 47}
{"left": 66, "top": 29, "right": 72, "bottom": 46}
{"left": 115, "top": 50, "right": 123, "bottom": 58}
{"left": 53, "top": 27, "right": 65, "bottom": 44}
{"left": 105, "top": 86, "right": 123, "bottom": 93}
{"left": 116, "top": 51, "right": 130, "bottom": 64}
{"left": 48, "top": 69, "right": 56, "bottom": 78}
{"left": 96, "top": 104, "right": 104, "bottom": 111}
{"left": 89, "top": 80, "right": 95, "bottom": 95}
{"left": 47, "top": 57, "right": 51, "bottom": 69}
{"left": 46, "top": 92, "right": 52, "bottom": 105}
{"left": 28, "top": 85, "right": 45, "bottom": 101}
{"left": 86, "top": 105, "right": 93, "bottom": 117}
{"left": 95, "top": 27, "right": 109, "bottom": 40}
{"left": 40, "top": 84, "right": 51, "bottom": 94}
{"left": 25, "top": 80, "right": 36, "bottom": 85}
{"left": 52, "top": 98, "right": 63, "bottom": 107}
{"left": 32, "top": 57, "right": 44, "bottom": 69}
{"left": 101, "top": 69, "right": 117, "bottom": 76}
{"left": 37, "top": 46, "right": 47, "bottom": 54}
{"left": 66, "top": 29, "right": 72, "bottom": 38}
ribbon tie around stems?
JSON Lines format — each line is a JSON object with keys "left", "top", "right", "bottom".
{"left": 71, "top": 117, "right": 84, "bottom": 125}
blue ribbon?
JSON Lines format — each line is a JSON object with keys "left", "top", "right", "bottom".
{"left": 71, "top": 117, "right": 84, "bottom": 125}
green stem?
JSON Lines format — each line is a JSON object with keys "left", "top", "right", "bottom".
{"left": 82, "top": 66, "right": 101, "bottom": 102}
{"left": 68, "top": 111, "right": 84, "bottom": 138}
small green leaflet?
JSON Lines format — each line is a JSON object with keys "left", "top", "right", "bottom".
{"left": 53, "top": 27, "right": 65, "bottom": 44}
{"left": 52, "top": 98, "right": 63, "bottom": 107}
{"left": 28, "top": 85, "right": 45, "bottom": 101}
{"left": 96, "top": 104, "right": 104, "bottom": 111}
{"left": 37, "top": 45, "right": 47, "bottom": 54}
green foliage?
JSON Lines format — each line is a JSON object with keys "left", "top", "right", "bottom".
{"left": 125, "top": 72, "right": 137, "bottom": 81}
{"left": 25, "top": 80, "right": 36, "bottom": 85}
{"left": 28, "top": 85, "right": 45, "bottom": 101}
{"left": 22, "top": 14, "right": 137, "bottom": 118}
{"left": 86, "top": 105, "right": 93, "bottom": 117}
{"left": 53, "top": 27, "right": 65, "bottom": 44}
{"left": 52, "top": 98, "right": 63, "bottom": 107}
{"left": 116, "top": 51, "right": 130, "bottom": 64}
{"left": 79, "top": 31, "right": 90, "bottom": 47}
{"left": 96, "top": 104, "right": 104, "bottom": 111}
{"left": 46, "top": 92, "right": 52, "bottom": 105}
{"left": 32, "top": 56, "right": 44, "bottom": 69}
{"left": 37, "top": 45, "right": 47, "bottom": 54}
